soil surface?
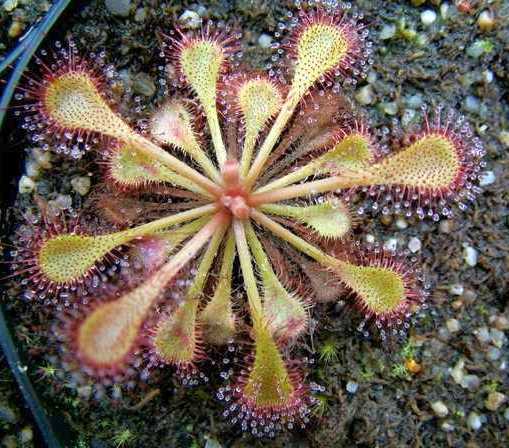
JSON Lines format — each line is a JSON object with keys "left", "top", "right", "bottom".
{"left": 1, "top": 1, "right": 508, "bottom": 447}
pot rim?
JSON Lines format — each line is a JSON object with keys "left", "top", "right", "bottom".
{"left": 0, "top": 1, "right": 73, "bottom": 447}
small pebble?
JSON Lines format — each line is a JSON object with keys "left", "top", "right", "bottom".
{"left": 346, "top": 381, "right": 358, "bottom": 394}
{"left": 405, "top": 358, "right": 422, "bottom": 374}
{"left": 408, "top": 237, "right": 421, "bottom": 253}
{"left": 450, "top": 358, "right": 465, "bottom": 384}
{"left": 59, "top": 194, "right": 73, "bottom": 209}
{"left": 482, "top": 70, "right": 494, "bottom": 84}
{"left": 19, "top": 426, "right": 33, "bottom": 444}
{"left": 2, "top": 0, "right": 17, "bottom": 12}
{"left": 440, "top": 3, "right": 450, "bottom": 19}
{"left": 489, "top": 328, "right": 506, "bottom": 348}
{"left": 463, "top": 289, "right": 477, "bottom": 302}
{"left": 355, "top": 85, "right": 375, "bottom": 105}
{"left": 8, "top": 20, "right": 24, "bottom": 38}
{"left": 405, "top": 94, "right": 423, "bottom": 109}
{"left": 420, "top": 10, "right": 437, "bottom": 26}
{"left": 440, "top": 421, "right": 455, "bottom": 432}
{"left": 380, "top": 214, "right": 393, "bottom": 226}
{"left": 431, "top": 401, "right": 449, "bottom": 418}
{"left": 467, "top": 412, "right": 483, "bottom": 431}
{"left": 25, "top": 160, "right": 40, "bottom": 178}
{"left": 477, "top": 10, "right": 495, "bottom": 32}
{"left": 439, "top": 220, "right": 453, "bottom": 233}
{"left": 401, "top": 109, "right": 416, "bottom": 127}
{"left": 380, "top": 101, "right": 398, "bottom": 116}
{"left": 384, "top": 237, "right": 398, "bottom": 251}
{"left": 446, "top": 319, "right": 460, "bottom": 333}
{"left": 18, "top": 175, "right": 35, "bottom": 193}
{"left": 178, "top": 10, "right": 202, "bottom": 29}
{"left": 71, "top": 176, "right": 91, "bottom": 196}
{"left": 134, "top": 7, "right": 147, "bottom": 22}
{"left": 492, "top": 315, "right": 509, "bottom": 331}
{"left": 365, "top": 234, "right": 375, "bottom": 244}
{"left": 460, "top": 374, "right": 480, "bottom": 391}
{"left": 379, "top": 24, "right": 396, "bottom": 40}
{"left": 395, "top": 218, "right": 408, "bottom": 230}
{"left": 204, "top": 438, "right": 223, "bottom": 448}
{"left": 105, "top": 0, "right": 131, "bottom": 17}
{"left": 474, "top": 326, "right": 490, "bottom": 344}
{"left": 258, "top": 33, "right": 272, "bottom": 48}
{"left": 449, "top": 284, "right": 464, "bottom": 296}
{"left": 462, "top": 244, "right": 478, "bottom": 267}
{"left": 478, "top": 171, "right": 495, "bottom": 186}
{"left": 366, "top": 71, "right": 378, "bottom": 84}
{"left": 451, "top": 299, "right": 463, "bottom": 310}
{"left": 499, "top": 131, "right": 509, "bottom": 148}
{"left": 486, "top": 347, "right": 501, "bottom": 361}
{"left": 0, "top": 404, "right": 17, "bottom": 424}
{"left": 195, "top": 5, "right": 207, "bottom": 16}
{"left": 485, "top": 392, "right": 507, "bottom": 411}
{"left": 464, "top": 95, "right": 481, "bottom": 114}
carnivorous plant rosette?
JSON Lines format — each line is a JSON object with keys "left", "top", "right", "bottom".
{"left": 8, "top": 3, "right": 484, "bottom": 437}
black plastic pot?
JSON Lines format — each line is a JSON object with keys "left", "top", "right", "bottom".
{"left": 0, "top": 1, "right": 74, "bottom": 447}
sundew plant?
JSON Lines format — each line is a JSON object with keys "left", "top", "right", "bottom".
{"left": 8, "top": 1, "right": 484, "bottom": 438}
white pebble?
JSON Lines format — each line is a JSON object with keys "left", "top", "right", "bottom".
{"left": 460, "top": 374, "right": 480, "bottom": 391}
{"left": 18, "top": 175, "right": 35, "bottom": 194}
{"left": 2, "top": 0, "right": 17, "bottom": 12}
{"left": 464, "top": 95, "right": 481, "bottom": 113}
{"left": 384, "top": 237, "right": 398, "bottom": 251}
{"left": 485, "top": 392, "right": 507, "bottom": 411}
{"left": 379, "top": 24, "right": 396, "bottom": 40}
{"left": 446, "top": 319, "right": 461, "bottom": 333}
{"left": 258, "top": 33, "right": 272, "bottom": 48}
{"left": 365, "top": 234, "right": 375, "bottom": 244}
{"left": 441, "top": 421, "right": 455, "bottom": 432}
{"left": 463, "top": 244, "right": 478, "bottom": 267}
{"left": 482, "top": 70, "right": 494, "bottom": 84}
{"left": 54, "top": 194, "right": 72, "bottom": 210}
{"left": 450, "top": 358, "right": 465, "bottom": 385}
{"left": 467, "top": 412, "right": 483, "bottom": 431}
{"left": 421, "top": 10, "right": 437, "bottom": 26}
{"left": 178, "top": 10, "right": 202, "bottom": 29}
{"left": 431, "top": 401, "right": 449, "bottom": 418}
{"left": 474, "top": 326, "right": 491, "bottom": 344}
{"left": 105, "top": 0, "right": 131, "bottom": 17}
{"left": 449, "top": 284, "right": 464, "bottom": 296}
{"left": 478, "top": 170, "right": 495, "bottom": 186}
{"left": 395, "top": 218, "right": 408, "bottom": 230}
{"left": 346, "top": 381, "right": 358, "bottom": 394}
{"left": 366, "top": 71, "right": 378, "bottom": 84}
{"left": 25, "top": 160, "right": 40, "bottom": 178}
{"left": 440, "top": 3, "right": 450, "bottom": 19}
{"left": 355, "top": 85, "right": 375, "bottom": 105}
{"left": 489, "top": 328, "right": 506, "bottom": 348}
{"left": 408, "top": 237, "right": 422, "bottom": 253}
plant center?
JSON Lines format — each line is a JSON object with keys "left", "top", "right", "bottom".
{"left": 219, "top": 159, "right": 251, "bottom": 219}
